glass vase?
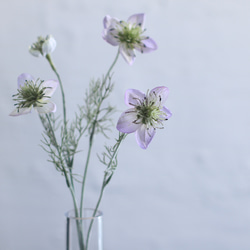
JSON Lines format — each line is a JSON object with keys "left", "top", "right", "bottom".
{"left": 65, "top": 208, "right": 103, "bottom": 250}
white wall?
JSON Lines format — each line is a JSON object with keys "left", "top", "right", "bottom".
{"left": 1, "top": 0, "right": 250, "bottom": 249}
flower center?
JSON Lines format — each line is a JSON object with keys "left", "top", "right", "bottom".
{"left": 30, "top": 36, "right": 46, "bottom": 55}
{"left": 12, "top": 80, "right": 48, "bottom": 110}
{"left": 136, "top": 97, "right": 164, "bottom": 126}
{"left": 137, "top": 105, "right": 155, "bottom": 124}
{"left": 118, "top": 23, "right": 142, "bottom": 49}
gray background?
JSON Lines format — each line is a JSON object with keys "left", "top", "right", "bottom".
{"left": 1, "top": 0, "right": 250, "bottom": 249}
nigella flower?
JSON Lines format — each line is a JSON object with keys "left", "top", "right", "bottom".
{"left": 116, "top": 87, "right": 172, "bottom": 149}
{"left": 102, "top": 13, "right": 157, "bottom": 65}
{"left": 9, "top": 73, "right": 58, "bottom": 116}
{"left": 29, "top": 35, "right": 57, "bottom": 57}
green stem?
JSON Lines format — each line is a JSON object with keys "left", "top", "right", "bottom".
{"left": 44, "top": 114, "right": 84, "bottom": 249}
{"left": 85, "top": 133, "right": 126, "bottom": 249}
{"left": 79, "top": 50, "right": 120, "bottom": 217}
{"left": 69, "top": 185, "right": 85, "bottom": 250}
{"left": 44, "top": 114, "right": 70, "bottom": 187}
{"left": 45, "top": 54, "right": 67, "bottom": 127}
{"left": 102, "top": 49, "right": 120, "bottom": 88}
{"left": 45, "top": 54, "right": 75, "bottom": 190}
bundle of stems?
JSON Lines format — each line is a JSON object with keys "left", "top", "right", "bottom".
{"left": 40, "top": 49, "right": 125, "bottom": 250}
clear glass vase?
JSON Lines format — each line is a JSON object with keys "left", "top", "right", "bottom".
{"left": 65, "top": 208, "right": 103, "bottom": 250}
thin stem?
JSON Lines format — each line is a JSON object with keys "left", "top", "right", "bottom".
{"left": 44, "top": 114, "right": 84, "bottom": 249}
{"left": 103, "top": 49, "right": 120, "bottom": 88}
{"left": 45, "top": 54, "right": 75, "bottom": 190}
{"left": 69, "top": 185, "right": 85, "bottom": 250}
{"left": 79, "top": 50, "right": 120, "bottom": 217}
{"left": 85, "top": 133, "right": 126, "bottom": 249}
{"left": 44, "top": 115, "right": 68, "bottom": 186}
{"left": 46, "top": 54, "right": 67, "bottom": 126}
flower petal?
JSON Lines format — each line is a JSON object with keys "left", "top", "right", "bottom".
{"left": 116, "top": 108, "right": 140, "bottom": 133}
{"left": 42, "top": 35, "right": 56, "bottom": 55}
{"left": 150, "top": 86, "right": 169, "bottom": 105}
{"left": 17, "top": 73, "right": 35, "bottom": 88}
{"left": 29, "top": 47, "right": 41, "bottom": 57}
{"left": 102, "top": 15, "right": 120, "bottom": 46}
{"left": 9, "top": 107, "right": 32, "bottom": 116}
{"left": 119, "top": 44, "right": 136, "bottom": 65}
{"left": 161, "top": 106, "right": 172, "bottom": 120}
{"left": 125, "top": 89, "right": 145, "bottom": 107}
{"left": 103, "top": 15, "right": 120, "bottom": 29}
{"left": 137, "top": 37, "right": 158, "bottom": 53}
{"left": 127, "top": 13, "right": 145, "bottom": 29}
{"left": 102, "top": 29, "right": 120, "bottom": 46}
{"left": 35, "top": 101, "right": 56, "bottom": 114}
{"left": 135, "top": 124, "right": 156, "bottom": 149}
{"left": 103, "top": 15, "right": 111, "bottom": 29}
{"left": 41, "top": 80, "right": 58, "bottom": 97}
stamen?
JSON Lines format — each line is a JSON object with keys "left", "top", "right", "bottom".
{"left": 132, "top": 119, "right": 140, "bottom": 124}
{"left": 146, "top": 127, "right": 153, "bottom": 137}
{"left": 125, "top": 110, "right": 137, "bottom": 114}
{"left": 132, "top": 97, "right": 143, "bottom": 105}
{"left": 128, "top": 102, "right": 136, "bottom": 107}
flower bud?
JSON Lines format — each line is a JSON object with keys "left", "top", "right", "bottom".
{"left": 29, "top": 35, "right": 57, "bottom": 57}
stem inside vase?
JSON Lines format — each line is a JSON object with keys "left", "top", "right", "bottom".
{"left": 66, "top": 208, "right": 103, "bottom": 250}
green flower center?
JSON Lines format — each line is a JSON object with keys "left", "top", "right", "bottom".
{"left": 136, "top": 98, "right": 163, "bottom": 126}
{"left": 12, "top": 80, "right": 48, "bottom": 110}
{"left": 118, "top": 23, "right": 142, "bottom": 49}
{"left": 30, "top": 35, "right": 49, "bottom": 55}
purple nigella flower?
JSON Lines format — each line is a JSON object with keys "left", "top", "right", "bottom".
{"left": 102, "top": 13, "right": 158, "bottom": 65}
{"left": 10, "top": 73, "right": 58, "bottom": 116}
{"left": 116, "top": 86, "right": 172, "bottom": 149}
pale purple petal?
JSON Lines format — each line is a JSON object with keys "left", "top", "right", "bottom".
{"left": 103, "top": 15, "right": 111, "bottom": 29}
{"left": 161, "top": 106, "right": 172, "bottom": 120}
{"left": 127, "top": 13, "right": 145, "bottom": 29}
{"left": 116, "top": 108, "right": 140, "bottom": 133}
{"left": 150, "top": 86, "right": 169, "bottom": 105}
{"left": 119, "top": 45, "right": 136, "bottom": 65}
{"left": 103, "top": 15, "right": 120, "bottom": 29}
{"left": 102, "top": 16, "right": 120, "bottom": 46}
{"left": 124, "top": 89, "right": 145, "bottom": 107}
{"left": 35, "top": 101, "right": 56, "bottom": 114}
{"left": 17, "top": 73, "right": 35, "bottom": 88}
{"left": 135, "top": 124, "right": 156, "bottom": 149}
{"left": 41, "top": 80, "right": 58, "bottom": 97}
{"left": 9, "top": 107, "right": 32, "bottom": 116}
{"left": 136, "top": 38, "right": 158, "bottom": 53}
{"left": 102, "top": 29, "right": 120, "bottom": 46}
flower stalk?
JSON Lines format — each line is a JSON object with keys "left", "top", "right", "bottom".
{"left": 85, "top": 132, "right": 126, "bottom": 249}
{"left": 45, "top": 54, "right": 67, "bottom": 130}
{"left": 79, "top": 49, "right": 120, "bottom": 217}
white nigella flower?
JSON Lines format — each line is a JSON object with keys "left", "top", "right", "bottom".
{"left": 29, "top": 35, "right": 57, "bottom": 57}
{"left": 102, "top": 13, "right": 158, "bottom": 65}
{"left": 116, "top": 86, "right": 172, "bottom": 149}
{"left": 9, "top": 73, "right": 58, "bottom": 116}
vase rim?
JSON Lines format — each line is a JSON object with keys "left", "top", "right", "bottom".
{"left": 65, "top": 208, "right": 103, "bottom": 220}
